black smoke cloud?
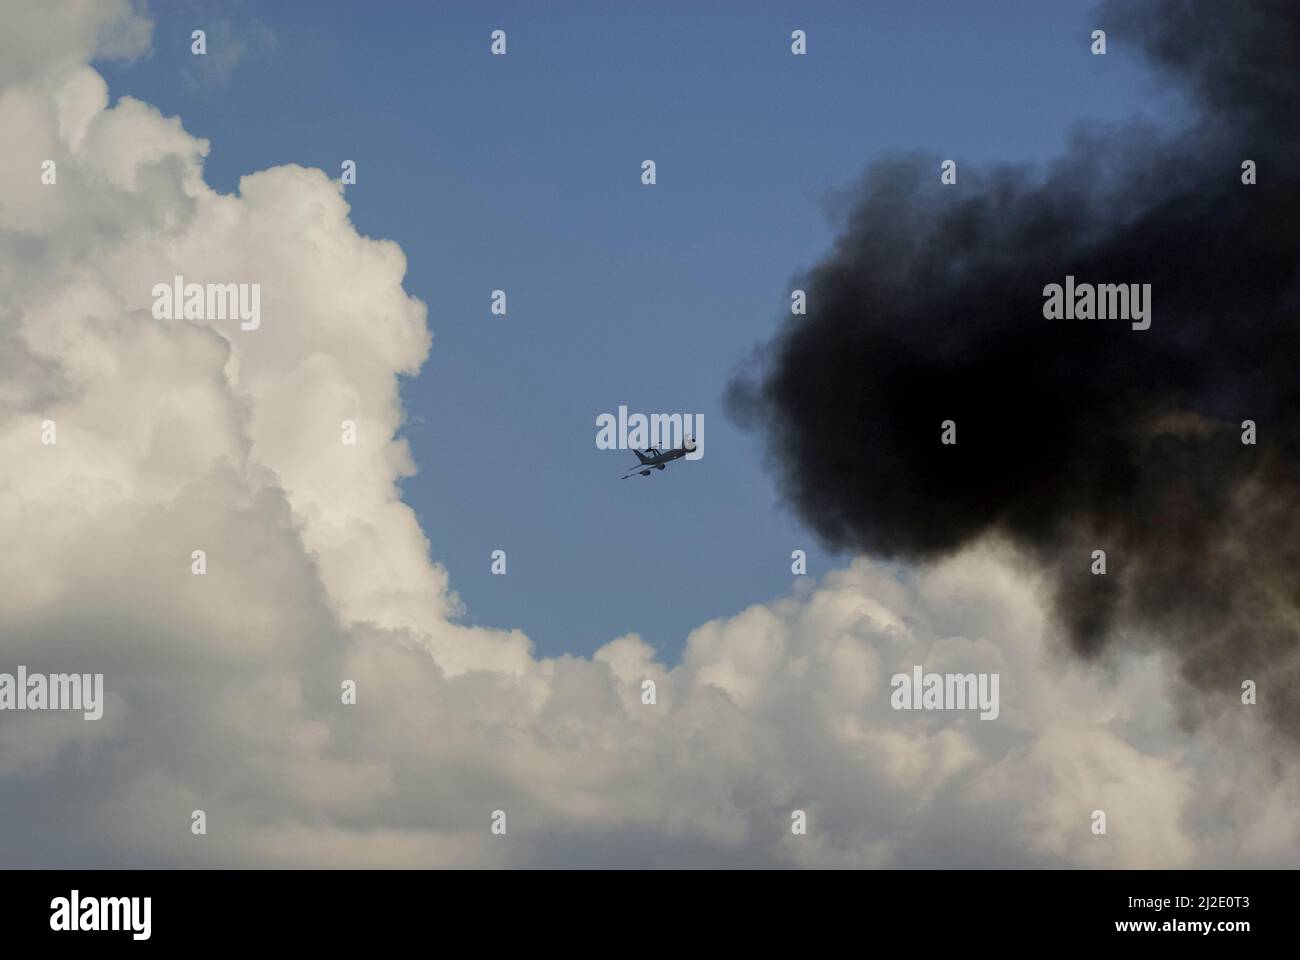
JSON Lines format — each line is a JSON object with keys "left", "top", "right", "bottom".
{"left": 728, "top": 0, "right": 1300, "bottom": 738}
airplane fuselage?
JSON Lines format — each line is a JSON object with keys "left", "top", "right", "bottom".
{"left": 621, "top": 443, "right": 693, "bottom": 479}
{"left": 641, "top": 447, "right": 687, "bottom": 467}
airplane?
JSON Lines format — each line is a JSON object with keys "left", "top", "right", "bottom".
{"left": 620, "top": 437, "right": 697, "bottom": 479}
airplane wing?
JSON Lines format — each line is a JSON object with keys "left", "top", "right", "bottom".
{"left": 620, "top": 463, "right": 662, "bottom": 479}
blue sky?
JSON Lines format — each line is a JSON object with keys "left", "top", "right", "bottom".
{"left": 99, "top": 0, "right": 1181, "bottom": 660}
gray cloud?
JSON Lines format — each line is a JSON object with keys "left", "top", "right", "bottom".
{"left": 726, "top": 0, "right": 1300, "bottom": 744}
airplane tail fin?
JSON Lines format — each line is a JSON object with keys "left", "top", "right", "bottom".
{"left": 633, "top": 449, "right": 652, "bottom": 464}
